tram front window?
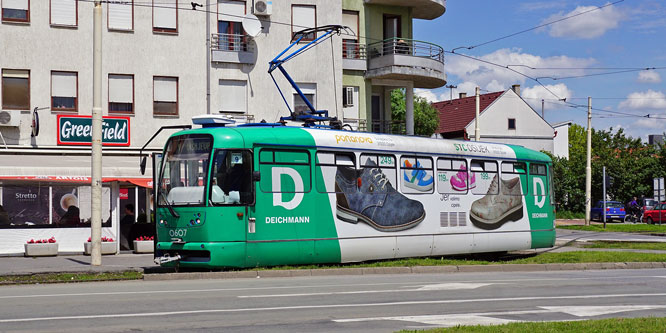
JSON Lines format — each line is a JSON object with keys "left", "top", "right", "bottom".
{"left": 159, "top": 135, "right": 212, "bottom": 206}
{"left": 210, "top": 150, "right": 253, "bottom": 205}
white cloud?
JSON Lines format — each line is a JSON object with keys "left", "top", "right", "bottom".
{"left": 543, "top": 4, "right": 624, "bottom": 39}
{"left": 522, "top": 84, "right": 573, "bottom": 111}
{"left": 633, "top": 116, "right": 666, "bottom": 130}
{"left": 619, "top": 90, "right": 666, "bottom": 110}
{"left": 637, "top": 71, "right": 661, "bottom": 83}
{"left": 414, "top": 89, "right": 441, "bottom": 103}
{"left": 446, "top": 48, "right": 595, "bottom": 94}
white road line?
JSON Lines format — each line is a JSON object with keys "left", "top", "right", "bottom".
{"left": 540, "top": 305, "right": 666, "bottom": 317}
{"left": 1, "top": 293, "right": 666, "bottom": 323}
{"left": 238, "top": 283, "right": 496, "bottom": 298}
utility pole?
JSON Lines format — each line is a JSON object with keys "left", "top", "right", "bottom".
{"left": 602, "top": 166, "right": 606, "bottom": 229}
{"left": 445, "top": 84, "right": 457, "bottom": 101}
{"left": 585, "top": 97, "right": 592, "bottom": 226}
{"left": 90, "top": 0, "right": 103, "bottom": 265}
{"left": 206, "top": 0, "right": 211, "bottom": 114}
{"left": 475, "top": 86, "right": 480, "bottom": 141}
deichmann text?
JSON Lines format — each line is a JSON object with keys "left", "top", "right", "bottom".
{"left": 265, "top": 216, "right": 310, "bottom": 224}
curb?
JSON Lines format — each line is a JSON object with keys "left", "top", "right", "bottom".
{"left": 143, "top": 261, "right": 666, "bottom": 281}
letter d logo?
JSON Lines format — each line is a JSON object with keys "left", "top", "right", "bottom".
{"left": 533, "top": 177, "right": 545, "bottom": 208}
{"left": 272, "top": 167, "right": 304, "bottom": 210}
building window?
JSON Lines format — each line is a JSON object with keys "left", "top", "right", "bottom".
{"left": 50, "top": 0, "right": 76, "bottom": 26}
{"left": 153, "top": 76, "right": 178, "bottom": 115}
{"left": 2, "top": 69, "right": 30, "bottom": 110}
{"left": 293, "top": 83, "right": 315, "bottom": 114}
{"left": 219, "top": 80, "right": 246, "bottom": 113}
{"left": 153, "top": 0, "right": 177, "bottom": 33}
{"left": 342, "top": 10, "right": 359, "bottom": 59}
{"left": 342, "top": 86, "right": 354, "bottom": 108}
{"left": 508, "top": 118, "right": 516, "bottom": 130}
{"left": 51, "top": 71, "right": 78, "bottom": 112}
{"left": 2, "top": 0, "right": 29, "bottom": 22}
{"left": 109, "top": 74, "right": 134, "bottom": 113}
{"left": 291, "top": 5, "right": 315, "bottom": 41}
{"left": 216, "top": 0, "right": 247, "bottom": 51}
{"left": 108, "top": 0, "right": 133, "bottom": 31}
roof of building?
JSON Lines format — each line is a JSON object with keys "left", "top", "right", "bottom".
{"left": 551, "top": 120, "right": 573, "bottom": 128}
{"left": 432, "top": 91, "right": 503, "bottom": 134}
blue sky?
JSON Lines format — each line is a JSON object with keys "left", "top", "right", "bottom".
{"left": 413, "top": 0, "right": 666, "bottom": 141}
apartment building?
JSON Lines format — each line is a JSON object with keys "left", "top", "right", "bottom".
{"left": 0, "top": 0, "right": 445, "bottom": 254}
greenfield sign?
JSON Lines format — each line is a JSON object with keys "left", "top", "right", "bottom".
{"left": 57, "top": 115, "right": 130, "bottom": 146}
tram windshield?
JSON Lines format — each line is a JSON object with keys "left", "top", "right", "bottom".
{"left": 159, "top": 134, "right": 212, "bottom": 206}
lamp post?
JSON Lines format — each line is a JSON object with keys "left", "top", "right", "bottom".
{"left": 90, "top": 0, "right": 103, "bottom": 265}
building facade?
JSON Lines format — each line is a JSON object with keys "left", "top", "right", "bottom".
{"left": 0, "top": 0, "right": 446, "bottom": 254}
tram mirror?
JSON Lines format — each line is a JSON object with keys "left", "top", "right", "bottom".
{"left": 140, "top": 156, "right": 147, "bottom": 175}
{"left": 252, "top": 171, "right": 261, "bottom": 182}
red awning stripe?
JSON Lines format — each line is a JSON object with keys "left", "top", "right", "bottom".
{"left": 0, "top": 176, "right": 153, "bottom": 188}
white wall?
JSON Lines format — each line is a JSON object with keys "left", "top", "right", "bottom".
{"left": 552, "top": 122, "right": 570, "bottom": 159}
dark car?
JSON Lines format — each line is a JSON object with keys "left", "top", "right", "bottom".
{"left": 591, "top": 201, "right": 626, "bottom": 222}
{"left": 643, "top": 202, "right": 666, "bottom": 224}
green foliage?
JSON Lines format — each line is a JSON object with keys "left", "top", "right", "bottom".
{"left": 390, "top": 89, "right": 439, "bottom": 136}
{"left": 555, "top": 210, "right": 585, "bottom": 219}
{"left": 559, "top": 224, "right": 666, "bottom": 232}
{"left": 551, "top": 124, "right": 666, "bottom": 213}
{"left": 582, "top": 241, "right": 666, "bottom": 250}
{"left": 0, "top": 271, "right": 142, "bottom": 285}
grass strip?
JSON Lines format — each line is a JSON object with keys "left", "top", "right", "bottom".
{"left": 0, "top": 271, "right": 143, "bottom": 285}
{"left": 581, "top": 241, "right": 666, "bottom": 251}
{"left": 399, "top": 317, "right": 666, "bottom": 333}
{"left": 559, "top": 224, "right": 666, "bottom": 233}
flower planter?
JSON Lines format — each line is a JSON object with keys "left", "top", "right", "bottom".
{"left": 133, "top": 240, "right": 154, "bottom": 254}
{"left": 84, "top": 242, "right": 117, "bottom": 255}
{"left": 24, "top": 243, "right": 59, "bottom": 257}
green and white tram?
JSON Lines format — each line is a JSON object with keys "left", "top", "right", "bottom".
{"left": 153, "top": 124, "right": 555, "bottom": 268}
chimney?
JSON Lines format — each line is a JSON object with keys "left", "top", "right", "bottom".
{"left": 511, "top": 84, "right": 521, "bottom": 96}
{"left": 459, "top": 92, "right": 467, "bottom": 99}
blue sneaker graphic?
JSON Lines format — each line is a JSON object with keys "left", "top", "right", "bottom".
{"left": 402, "top": 160, "right": 433, "bottom": 192}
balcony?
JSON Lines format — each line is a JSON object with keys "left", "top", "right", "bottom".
{"left": 211, "top": 33, "right": 255, "bottom": 64}
{"left": 344, "top": 118, "right": 406, "bottom": 134}
{"left": 342, "top": 40, "right": 367, "bottom": 71}
{"left": 365, "top": 38, "right": 446, "bottom": 89}
{"left": 363, "top": 0, "right": 446, "bottom": 20}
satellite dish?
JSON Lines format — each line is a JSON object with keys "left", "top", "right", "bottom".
{"left": 242, "top": 13, "right": 262, "bottom": 37}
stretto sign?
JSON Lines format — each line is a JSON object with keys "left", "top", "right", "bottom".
{"left": 57, "top": 115, "right": 130, "bottom": 146}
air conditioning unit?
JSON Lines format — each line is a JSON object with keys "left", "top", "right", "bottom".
{"left": 0, "top": 110, "right": 20, "bottom": 127}
{"left": 253, "top": 0, "right": 272, "bottom": 16}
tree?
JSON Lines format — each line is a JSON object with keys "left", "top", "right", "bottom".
{"left": 390, "top": 89, "right": 439, "bottom": 136}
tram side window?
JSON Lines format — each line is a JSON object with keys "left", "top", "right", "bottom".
{"left": 437, "top": 158, "right": 468, "bottom": 194}
{"left": 209, "top": 150, "right": 254, "bottom": 205}
{"left": 315, "top": 151, "right": 356, "bottom": 193}
{"left": 501, "top": 162, "right": 527, "bottom": 196}
{"left": 360, "top": 154, "right": 397, "bottom": 193}
{"left": 259, "top": 149, "right": 311, "bottom": 193}
{"left": 529, "top": 163, "right": 548, "bottom": 199}
{"left": 400, "top": 156, "right": 434, "bottom": 194}
{"left": 470, "top": 160, "right": 498, "bottom": 195}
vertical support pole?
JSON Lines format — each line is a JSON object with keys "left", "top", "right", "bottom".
{"left": 541, "top": 99, "right": 545, "bottom": 118}
{"left": 406, "top": 82, "right": 414, "bottom": 136}
{"left": 603, "top": 166, "right": 606, "bottom": 229}
{"left": 475, "top": 87, "right": 480, "bottom": 141}
{"left": 585, "top": 97, "right": 592, "bottom": 226}
{"left": 206, "top": 0, "right": 211, "bottom": 114}
{"left": 91, "top": 0, "right": 103, "bottom": 265}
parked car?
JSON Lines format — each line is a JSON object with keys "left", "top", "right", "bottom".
{"left": 590, "top": 201, "right": 626, "bottom": 222}
{"left": 642, "top": 202, "right": 666, "bottom": 224}
{"left": 640, "top": 198, "right": 659, "bottom": 212}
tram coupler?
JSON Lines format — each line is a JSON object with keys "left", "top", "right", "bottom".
{"left": 154, "top": 253, "right": 181, "bottom": 265}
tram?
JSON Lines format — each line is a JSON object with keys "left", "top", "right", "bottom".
{"left": 152, "top": 124, "right": 555, "bottom": 268}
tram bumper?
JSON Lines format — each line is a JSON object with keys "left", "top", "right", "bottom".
{"left": 155, "top": 241, "right": 246, "bottom": 268}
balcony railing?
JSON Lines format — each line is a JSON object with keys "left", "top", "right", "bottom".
{"left": 211, "top": 33, "right": 253, "bottom": 52}
{"left": 342, "top": 40, "right": 367, "bottom": 60}
{"left": 367, "top": 38, "right": 444, "bottom": 64}
{"left": 344, "top": 118, "right": 406, "bottom": 135}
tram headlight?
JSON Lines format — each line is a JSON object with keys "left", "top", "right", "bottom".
{"left": 195, "top": 218, "right": 201, "bottom": 225}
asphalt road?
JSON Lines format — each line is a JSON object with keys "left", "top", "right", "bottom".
{"left": 1, "top": 269, "right": 666, "bottom": 332}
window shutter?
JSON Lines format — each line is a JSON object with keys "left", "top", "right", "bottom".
{"left": 3, "top": 0, "right": 28, "bottom": 10}
{"left": 109, "top": 75, "right": 133, "bottom": 103}
{"left": 108, "top": 1, "right": 132, "bottom": 30}
{"left": 218, "top": 0, "right": 245, "bottom": 22}
{"left": 219, "top": 80, "right": 246, "bottom": 112}
{"left": 52, "top": 72, "right": 77, "bottom": 98}
{"left": 2, "top": 69, "right": 29, "bottom": 78}
{"left": 292, "top": 6, "right": 315, "bottom": 31}
{"left": 342, "top": 11, "right": 358, "bottom": 38}
{"left": 154, "top": 77, "right": 177, "bottom": 102}
{"left": 154, "top": 0, "right": 176, "bottom": 30}
{"left": 51, "top": 0, "right": 76, "bottom": 26}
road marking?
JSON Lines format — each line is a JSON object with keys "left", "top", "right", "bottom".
{"left": 1, "top": 293, "right": 666, "bottom": 323}
{"left": 540, "top": 305, "right": 666, "bottom": 317}
{"left": 238, "top": 283, "right": 496, "bottom": 298}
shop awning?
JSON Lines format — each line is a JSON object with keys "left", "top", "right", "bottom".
{"left": 0, "top": 176, "right": 153, "bottom": 188}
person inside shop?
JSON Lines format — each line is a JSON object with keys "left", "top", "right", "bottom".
{"left": 59, "top": 205, "right": 80, "bottom": 226}
{"left": 120, "top": 204, "right": 135, "bottom": 250}
{"left": 0, "top": 204, "right": 10, "bottom": 225}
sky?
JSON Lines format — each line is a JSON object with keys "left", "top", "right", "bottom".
{"left": 412, "top": 0, "right": 666, "bottom": 142}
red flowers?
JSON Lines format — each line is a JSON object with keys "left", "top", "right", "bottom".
{"left": 135, "top": 236, "right": 154, "bottom": 241}
{"left": 27, "top": 237, "right": 56, "bottom": 244}
{"left": 86, "top": 237, "right": 114, "bottom": 242}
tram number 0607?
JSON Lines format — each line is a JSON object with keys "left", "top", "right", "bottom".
{"left": 169, "top": 229, "right": 187, "bottom": 237}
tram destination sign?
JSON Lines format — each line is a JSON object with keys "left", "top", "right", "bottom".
{"left": 57, "top": 115, "right": 130, "bottom": 146}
